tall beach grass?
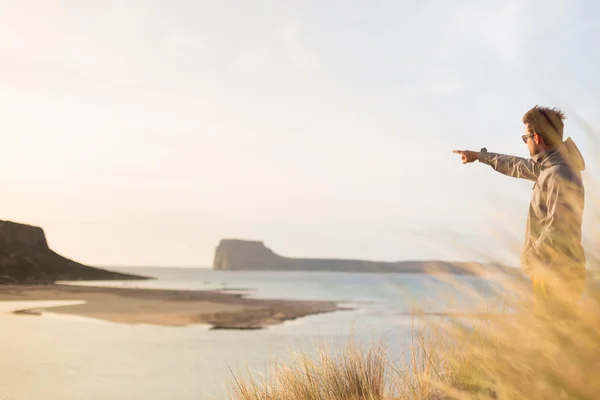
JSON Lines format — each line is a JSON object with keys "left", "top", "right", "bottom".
{"left": 229, "top": 273, "right": 600, "bottom": 399}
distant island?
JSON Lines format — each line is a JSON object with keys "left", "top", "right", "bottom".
{"left": 213, "top": 239, "right": 503, "bottom": 275}
{"left": 0, "top": 220, "right": 148, "bottom": 284}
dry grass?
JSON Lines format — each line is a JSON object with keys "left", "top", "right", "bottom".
{"left": 229, "top": 337, "right": 388, "bottom": 400}
{"left": 229, "top": 275, "right": 600, "bottom": 400}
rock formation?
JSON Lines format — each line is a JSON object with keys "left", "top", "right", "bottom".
{"left": 213, "top": 239, "right": 488, "bottom": 275}
{"left": 0, "top": 220, "right": 147, "bottom": 284}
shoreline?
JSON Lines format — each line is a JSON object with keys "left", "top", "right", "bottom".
{"left": 0, "top": 284, "right": 343, "bottom": 330}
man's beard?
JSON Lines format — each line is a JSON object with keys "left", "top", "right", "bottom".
{"left": 530, "top": 145, "right": 542, "bottom": 157}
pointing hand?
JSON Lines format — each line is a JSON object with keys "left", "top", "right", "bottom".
{"left": 452, "top": 150, "right": 479, "bottom": 164}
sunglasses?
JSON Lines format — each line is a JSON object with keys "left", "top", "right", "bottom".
{"left": 522, "top": 133, "right": 534, "bottom": 143}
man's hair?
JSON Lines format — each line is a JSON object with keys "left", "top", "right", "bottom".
{"left": 522, "top": 105, "right": 566, "bottom": 146}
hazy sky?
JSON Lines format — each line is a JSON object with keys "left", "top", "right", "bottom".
{"left": 1, "top": 0, "right": 599, "bottom": 267}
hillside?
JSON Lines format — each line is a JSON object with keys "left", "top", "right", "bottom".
{"left": 0, "top": 220, "right": 148, "bottom": 284}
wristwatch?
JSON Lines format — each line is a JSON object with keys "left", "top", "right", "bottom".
{"left": 479, "top": 147, "right": 487, "bottom": 162}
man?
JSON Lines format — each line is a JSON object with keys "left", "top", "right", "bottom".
{"left": 453, "top": 106, "right": 586, "bottom": 312}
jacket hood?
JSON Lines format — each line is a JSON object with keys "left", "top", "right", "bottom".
{"left": 534, "top": 137, "right": 585, "bottom": 171}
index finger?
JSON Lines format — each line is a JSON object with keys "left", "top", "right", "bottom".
{"left": 452, "top": 150, "right": 464, "bottom": 155}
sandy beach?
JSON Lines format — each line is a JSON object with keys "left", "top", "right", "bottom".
{"left": 0, "top": 284, "right": 341, "bottom": 329}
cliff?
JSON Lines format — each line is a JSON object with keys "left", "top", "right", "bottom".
{"left": 0, "top": 220, "right": 148, "bottom": 284}
{"left": 213, "top": 239, "right": 489, "bottom": 275}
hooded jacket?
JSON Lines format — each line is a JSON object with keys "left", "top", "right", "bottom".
{"left": 479, "top": 138, "right": 586, "bottom": 278}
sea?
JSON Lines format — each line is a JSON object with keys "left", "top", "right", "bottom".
{"left": 0, "top": 268, "right": 500, "bottom": 400}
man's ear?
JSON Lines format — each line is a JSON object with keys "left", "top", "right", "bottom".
{"left": 534, "top": 132, "right": 544, "bottom": 145}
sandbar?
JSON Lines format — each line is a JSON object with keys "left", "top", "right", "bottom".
{"left": 0, "top": 284, "right": 341, "bottom": 329}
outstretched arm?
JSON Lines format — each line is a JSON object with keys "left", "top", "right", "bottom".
{"left": 453, "top": 150, "right": 541, "bottom": 181}
{"left": 479, "top": 151, "right": 542, "bottom": 181}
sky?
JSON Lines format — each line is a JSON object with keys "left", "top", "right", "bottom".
{"left": 1, "top": 0, "right": 600, "bottom": 267}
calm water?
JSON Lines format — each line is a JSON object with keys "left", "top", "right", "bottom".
{"left": 0, "top": 268, "right": 498, "bottom": 399}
